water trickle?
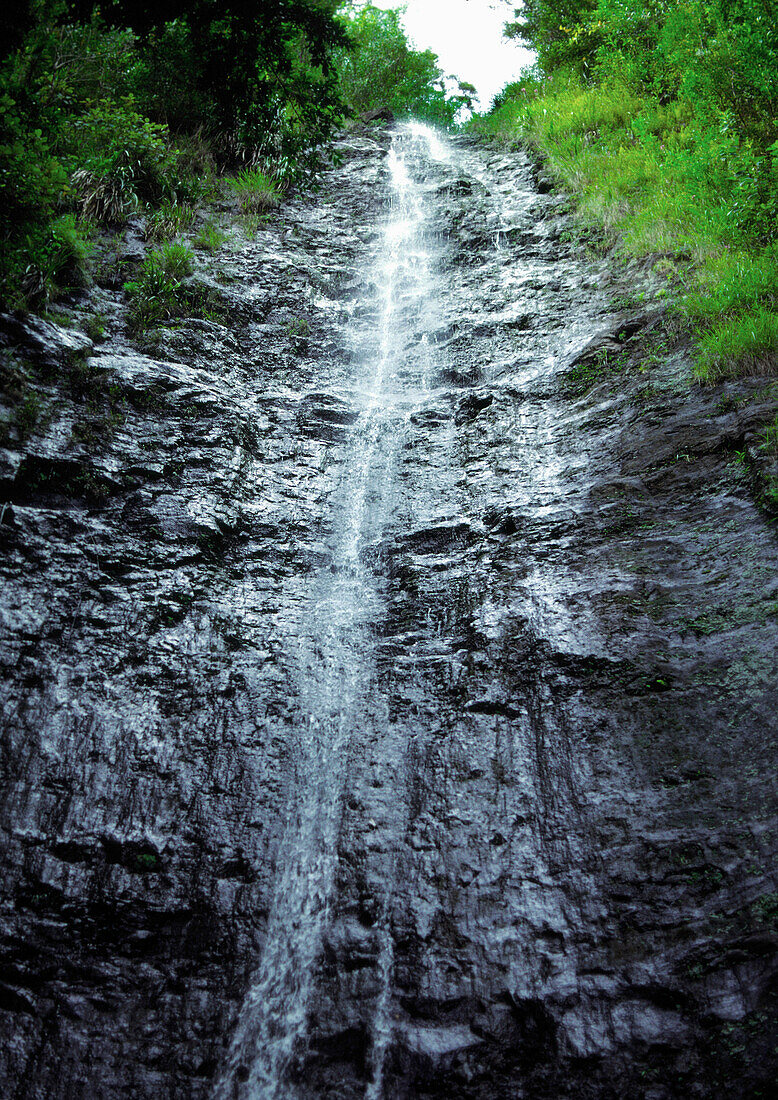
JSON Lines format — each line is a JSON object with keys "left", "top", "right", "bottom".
{"left": 214, "top": 123, "right": 450, "bottom": 1100}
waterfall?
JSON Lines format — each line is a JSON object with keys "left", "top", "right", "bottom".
{"left": 214, "top": 123, "right": 448, "bottom": 1100}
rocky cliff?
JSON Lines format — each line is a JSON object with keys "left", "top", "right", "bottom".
{"left": 1, "top": 123, "right": 777, "bottom": 1099}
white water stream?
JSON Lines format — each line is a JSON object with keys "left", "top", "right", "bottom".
{"left": 214, "top": 123, "right": 449, "bottom": 1100}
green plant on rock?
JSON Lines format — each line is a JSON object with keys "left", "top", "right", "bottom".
{"left": 482, "top": 0, "right": 778, "bottom": 383}
{"left": 193, "top": 221, "right": 228, "bottom": 252}
{"left": 135, "top": 851, "right": 160, "bottom": 871}
{"left": 231, "top": 168, "right": 281, "bottom": 213}
{"left": 124, "top": 241, "right": 194, "bottom": 330}
{"left": 146, "top": 201, "right": 196, "bottom": 242}
{"left": 758, "top": 415, "right": 778, "bottom": 453}
{"left": 0, "top": 387, "right": 47, "bottom": 446}
{"left": 83, "top": 311, "right": 107, "bottom": 342}
{"left": 286, "top": 317, "right": 311, "bottom": 337}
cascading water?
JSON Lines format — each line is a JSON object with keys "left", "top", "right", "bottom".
{"left": 214, "top": 123, "right": 449, "bottom": 1100}
{"left": 3, "top": 77, "right": 776, "bottom": 1100}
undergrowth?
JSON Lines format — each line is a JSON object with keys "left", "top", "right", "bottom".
{"left": 231, "top": 169, "right": 281, "bottom": 213}
{"left": 124, "top": 242, "right": 194, "bottom": 331}
{"left": 472, "top": 71, "right": 778, "bottom": 382}
{"left": 194, "top": 222, "right": 228, "bottom": 253}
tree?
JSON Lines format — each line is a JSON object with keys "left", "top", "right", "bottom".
{"left": 69, "top": 0, "right": 350, "bottom": 169}
{"left": 336, "top": 4, "right": 469, "bottom": 127}
{"left": 504, "top": 0, "right": 599, "bottom": 73}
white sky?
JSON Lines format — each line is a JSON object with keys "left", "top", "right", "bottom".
{"left": 370, "top": 0, "right": 536, "bottom": 111}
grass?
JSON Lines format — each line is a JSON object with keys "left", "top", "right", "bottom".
{"left": 231, "top": 168, "right": 281, "bottom": 213}
{"left": 0, "top": 389, "right": 47, "bottom": 446}
{"left": 696, "top": 308, "right": 778, "bottom": 382}
{"left": 472, "top": 73, "right": 778, "bottom": 382}
{"left": 146, "top": 202, "right": 196, "bottom": 242}
{"left": 759, "top": 415, "right": 778, "bottom": 454}
{"left": 124, "top": 242, "right": 194, "bottom": 331}
{"left": 194, "top": 221, "right": 228, "bottom": 252}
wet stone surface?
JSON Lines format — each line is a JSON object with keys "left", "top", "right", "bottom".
{"left": 1, "top": 124, "right": 777, "bottom": 1099}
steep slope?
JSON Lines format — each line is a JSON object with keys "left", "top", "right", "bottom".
{"left": 0, "top": 123, "right": 776, "bottom": 1099}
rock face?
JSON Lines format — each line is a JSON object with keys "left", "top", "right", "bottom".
{"left": 1, "top": 124, "right": 777, "bottom": 1099}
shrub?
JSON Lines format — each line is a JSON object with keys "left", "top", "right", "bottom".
{"left": 0, "top": 90, "right": 67, "bottom": 306}
{"left": 49, "top": 214, "right": 90, "bottom": 290}
{"left": 65, "top": 100, "right": 182, "bottom": 223}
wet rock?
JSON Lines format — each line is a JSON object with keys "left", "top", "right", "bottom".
{"left": 362, "top": 107, "right": 396, "bottom": 125}
{"left": 297, "top": 392, "right": 361, "bottom": 440}
{"left": 455, "top": 392, "right": 493, "bottom": 425}
{"left": 0, "top": 124, "right": 777, "bottom": 1100}
{"left": 0, "top": 310, "right": 93, "bottom": 362}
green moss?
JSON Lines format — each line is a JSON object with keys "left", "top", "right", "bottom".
{"left": 135, "top": 851, "right": 161, "bottom": 872}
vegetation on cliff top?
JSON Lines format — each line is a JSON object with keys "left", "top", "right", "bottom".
{"left": 335, "top": 4, "right": 475, "bottom": 127}
{"left": 473, "top": 0, "right": 778, "bottom": 381}
{"left": 0, "top": 1, "right": 465, "bottom": 311}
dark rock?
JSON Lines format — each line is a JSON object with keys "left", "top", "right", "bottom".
{"left": 0, "top": 123, "right": 776, "bottom": 1100}
{"left": 0, "top": 310, "right": 93, "bottom": 361}
{"left": 455, "top": 392, "right": 493, "bottom": 425}
{"left": 362, "top": 107, "right": 396, "bottom": 125}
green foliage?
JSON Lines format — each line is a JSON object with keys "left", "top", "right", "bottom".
{"left": 231, "top": 169, "right": 281, "bottom": 213}
{"left": 66, "top": 100, "right": 184, "bottom": 222}
{"left": 682, "top": 246, "right": 778, "bottom": 324}
{"left": 504, "top": 0, "right": 778, "bottom": 235}
{"left": 146, "top": 201, "right": 196, "bottom": 242}
{"left": 153, "top": 241, "right": 192, "bottom": 280}
{"left": 124, "top": 241, "right": 193, "bottom": 330}
{"left": 49, "top": 213, "right": 90, "bottom": 287}
{"left": 0, "top": 88, "right": 68, "bottom": 305}
{"left": 83, "top": 310, "right": 107, "bottom": 341}
{"left": 335, "top": 4, "right": 471, "bottom": 127}
{"left": 479, "top": 0, "right": 778, "bottom": 381}
{"left": 758, "top": 416, "right": 778, "bottom": 454}
{"left": 103, "top": 0, "right": 349, "bottom": 174}
{"left": 129, "top": 18, "right": 213, "bottom": 133}
{"left": 0, "top": 0, "right": 351, "bottom": 306}
{"left": 193, "top": 221, "right": 227, "bottom": 253}
{"left": 695, "top": 308, "right": 778, "bottom": 382}
{"left": 134, "top": 851, "right": 160, "bottom": 871}
{"left": 505, "top": 0, "right": 600, "bottom": 74}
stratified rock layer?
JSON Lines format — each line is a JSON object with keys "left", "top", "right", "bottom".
{"left": 1, "top": 125, "right": 776, "bottom": 1099}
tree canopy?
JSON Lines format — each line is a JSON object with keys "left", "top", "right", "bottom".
{"left": 336, "top": 4, "right": 475, "bottom": 126}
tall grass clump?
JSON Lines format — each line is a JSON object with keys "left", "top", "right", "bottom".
{"left": 231, "top": 169, "right": 281, "bottom": 213}
{"left": 194, "top": 222, "right": 228, "bottom": 253}
{"left": 146, "top": 203, "right": 196, "bottom": 242}
{"left": 124, "top": 242, "right": 194, "bottom": 331}
{"left": 695, "top": 309, "right": 778, "bottom": 382}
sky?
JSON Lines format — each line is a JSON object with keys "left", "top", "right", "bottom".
{"left": 371, "top": 0, "right": 536, "bottom": 111}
